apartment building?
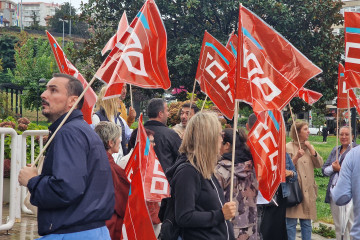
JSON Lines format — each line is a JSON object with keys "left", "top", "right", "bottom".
{"left": 21, "top": 2, "right": 59, "bottom": 27}
{"left": 0, "top": 0, "right": 17, "bottom": 27}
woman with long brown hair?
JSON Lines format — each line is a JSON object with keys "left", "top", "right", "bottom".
{"left": 286, "top": 120, "right": 323, "bottom": 240}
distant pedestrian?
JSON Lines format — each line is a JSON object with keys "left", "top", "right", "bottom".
{"left": 322, "top": 123, "right": 328, "bottom": 142}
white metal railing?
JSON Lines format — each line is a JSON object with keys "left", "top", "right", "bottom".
{"left": 0, "top": 127, "right": 18, "bottom": 231}
{"left": 20, "top": 130, "right": 49, "bottom": 215}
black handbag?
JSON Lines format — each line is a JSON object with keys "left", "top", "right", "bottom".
{"left": 286, "top": 180, "right": 303, "bottom": 207}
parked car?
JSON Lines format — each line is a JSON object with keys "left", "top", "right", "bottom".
{"left": 309, "top": 126, "right": 323, "bottom": 135}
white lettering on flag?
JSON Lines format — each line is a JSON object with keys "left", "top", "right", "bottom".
{"left": 205, "top": 52, "right": 233, "bottom": 103}
{"left": 346, "top": 42, "right": 360, "bottom": 65}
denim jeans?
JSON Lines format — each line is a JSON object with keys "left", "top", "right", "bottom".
{"left": 36, "top": 226, "right": 111, "bottom": 240}
{"left": 286, "top": 218, "right": 312, "bottom": 240}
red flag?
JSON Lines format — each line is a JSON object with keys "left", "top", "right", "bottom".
{"left": 247, "top": 110, "right": 286, "bottom": 201}
{"left": 296, "top": 87, "right": 322, "bottom": 105}
{"left": 237, "top": 6, "right": 322, "bottom": 113}
{"left": 344, "top": 12, "right": 360, "bottom": 89}
{"left": 226, "top": 32, "right": 238, "bottom": 57}
{"left": 338, "top": 63, "right": 354, "bottom": 109}
{"left": 101, "top": 12, "right": 129, "bottom": 56}
{"left": 46, "top": 31, "right": 97, "bottom": 124}
{"left": 337, "top": 63, "right": 360, "bottom": 114}
{"left": 95, "top": 0, "right": 171, "bottom": 99}
{"left": 137, "top": 114, "right": 170, "bottom": 201}
{"left": 121, "top": 144, "right": 157, "bottom": 240}
{"left": 195, "top": 31, "right": 236, "bottom": 119}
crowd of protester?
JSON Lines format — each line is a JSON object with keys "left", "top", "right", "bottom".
{"left": 17, "top": 73, "right": 360, "bottom": 240}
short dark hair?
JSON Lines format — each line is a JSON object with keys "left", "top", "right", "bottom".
{"left": 127, "top": 128, "right": 155, "bottom": 151}
{"left": 181, "top": 103, "right": 199, "bottom": 113}
{"left": 247, "top": 113, "right": 257, "bottom": 129}
{"left": 53, "top": 73, "right": 84, "bottom": 110}
{"left": 147, "top": 98, "right": 165, "bottom": 118}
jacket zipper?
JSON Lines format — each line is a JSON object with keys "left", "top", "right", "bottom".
{"left": 211, "top": 178, "right": 229, "bottom": 240}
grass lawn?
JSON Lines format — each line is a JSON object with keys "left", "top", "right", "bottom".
{"left": 288, "top": 135, "right": 336, "bottom": 223}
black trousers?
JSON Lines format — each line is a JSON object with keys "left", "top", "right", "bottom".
{"left": 258, "top": 188, "right": 288, "bottom": 240}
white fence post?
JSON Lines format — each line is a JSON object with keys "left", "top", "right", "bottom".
{"left": 0, "top": 127, "right": 18, "bottom": 231}
{"left": 20, "top": 130, "right": 49, "bottom": 215}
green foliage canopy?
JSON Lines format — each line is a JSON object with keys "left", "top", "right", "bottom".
{"left": 78, "top": 0, "right": 344, "bottom": 112}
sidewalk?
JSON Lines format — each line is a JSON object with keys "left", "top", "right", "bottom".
{"left": 295, "top": 221, "right": 335, "bottom": 240}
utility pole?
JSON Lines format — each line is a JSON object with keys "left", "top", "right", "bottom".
{"left": 69, "top": 0, "right": 71, "bottom": 37}
{"left": 20, "top": 0, "right": 23, "bottom": 30}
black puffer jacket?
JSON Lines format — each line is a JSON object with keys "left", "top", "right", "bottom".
{"left": 166, "top": 154, "right": 235, "bottom": 240}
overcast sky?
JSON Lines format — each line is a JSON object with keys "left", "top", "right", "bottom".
{"left": 17, "top": 0, "right": 89, "bottom": 11}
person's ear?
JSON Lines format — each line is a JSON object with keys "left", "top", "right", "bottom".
{"left": 224, "top": 142, "right": 231, "bottom": 151}
{"left": 68, "top": 96, "right": 78, "bottom": 108}
{"left": 108, "top": 140, "right": 114, "bottom": 148}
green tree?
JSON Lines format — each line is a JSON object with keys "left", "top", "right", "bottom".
{"left": 49, "top": 2, "right": 89, "bottom": 38}
{"left": 8, "top": 32, "right": 56, "bottom": 110}
{"left": 78, "top": 0, "right": 343, "bottom": 109}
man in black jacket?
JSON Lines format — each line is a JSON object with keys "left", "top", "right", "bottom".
{"left": 144, "top": 98, "right": 182, "bottom": 177}
{"left": 18, "top": 73, "right": 114, "bottom": 239}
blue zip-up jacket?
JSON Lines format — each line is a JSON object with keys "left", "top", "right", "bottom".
{"left": 27, "top": 110, "right": 115, "bottom": 236}
{"left": 332, "top": 145, "right": 360, "bottom": 240}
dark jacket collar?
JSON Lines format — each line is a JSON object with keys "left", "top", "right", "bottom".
{"left": 48, "top": 109, "right": 83, "bottom": 134}
{"left": 144, "top": 120, "right": 167, "bottom": 127}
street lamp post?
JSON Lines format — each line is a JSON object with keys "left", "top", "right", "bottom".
{"left": 59, "top": 18, "right": 68, "bottom": 48}
{"left": 37, "top": 78, "right": 46, "bottom": 125}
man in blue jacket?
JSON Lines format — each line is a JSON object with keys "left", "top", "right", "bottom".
{"left": 18, "top": 73, "right": 115, "bottom": 239}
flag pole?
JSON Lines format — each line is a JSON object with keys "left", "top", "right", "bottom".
{"left": 129, "top": 84, "right": 134, "bottom": 108}
{"left": 347, "top": 91, "right": 353, "bottom": 149}
{"left": 32, "top": 76, "right": 97, "bottom": 167}
{"left": 189, "top": 79, "right": 197, "bottom": 117}
{"left": 201, "top": 96, "right": 208, "bottom": 111}
{"left": 289, "top": 103, "right": 301, "bottom": 149}
{"left": 230, "top": 100, "right": 239, "bottom": 202}
{"left": 336, "top": 108, "right": 339, "bottom": 161}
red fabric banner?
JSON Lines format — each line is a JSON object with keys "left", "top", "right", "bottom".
{"left": 101, "top": 12, "right": 129, "bottom": 56}
{"left": 121, "top": 143, "right": 157, "bottom": 240}
{"left": 226, "top": 32, "right": 238, "bottom": 57}
{"left": 296, "top": 87, "right": 322, "bottom": 105}
{"left": 195, "top": 31, "right": 236, "bottom": 119}
{"left": 237, "top": 6, "right": 322, "bottom": 113}
{"left": 95, "top": 0, "right": 171, "bottom": 99}
{"left": 247, "top": 110, "right": 286, "bottom": 201}
{"left": 338, "top": 63, "right": 354, "bottom": 109}
{"left": 337, "top": 63, "right": 360, "bottom": 114}
{"left": 46, "top": 31, "right": 97, "bottom": 124}
{"left": 137, "top": 115, "right": 170, "bottom": 201}
{"left": 344, "top": 12, "right": 360, "bottom": 89}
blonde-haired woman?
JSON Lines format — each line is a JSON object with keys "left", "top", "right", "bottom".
{"left": 286, "top": 121, "right": 323, "bottom": 240}
{"left": 166, "top": 111, "right": 236, "bottom": 240}
{"left": 92, "top": 86, "right": 132, "bottom": 160}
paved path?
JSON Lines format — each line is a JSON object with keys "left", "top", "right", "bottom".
{"left": 0, "top": 209, "right": 335, "bottom": 240}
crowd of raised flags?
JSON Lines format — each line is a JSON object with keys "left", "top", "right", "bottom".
{"left": 43, "top": 0, "right": 360, "bottom": 239}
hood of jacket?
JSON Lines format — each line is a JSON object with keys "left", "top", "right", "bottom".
{"left": 218, "top": 150, "right": 254, "bottom": 178}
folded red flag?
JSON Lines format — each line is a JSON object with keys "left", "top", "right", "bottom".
{"left": 101, "top": 12, "right": 129, "bottom": 56}
{"left": 296, "top": 87, "right": 322, "bottom": 105}
{"left": 95, "top": 0, "right": 171, "bottom": 99}
{"left": 46, "top": 31, "right": 97, "bottom": 124}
